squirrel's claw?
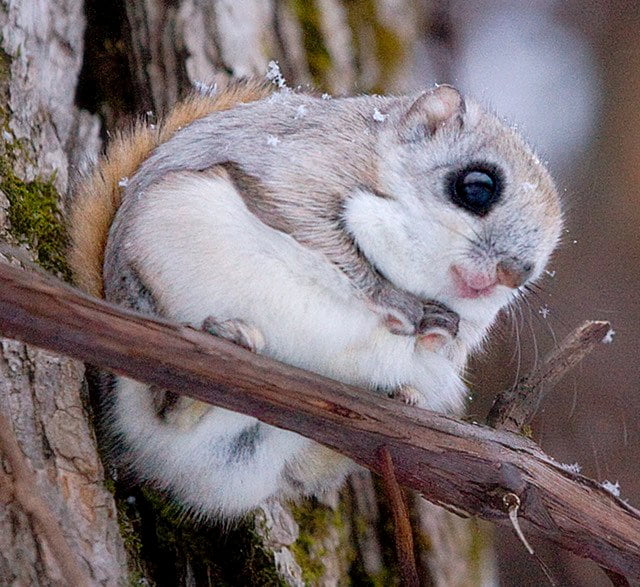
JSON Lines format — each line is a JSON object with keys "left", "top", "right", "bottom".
{"left": 418, "top": 300, "right": 459, "bottom": 337}
{"left": 415, "top": 300, "right": 459, "bottom": 352}
{"left": 374, "top": 283, "right": 460, "bottom": 343}
{"left": 373, "top": 284, "right": 424, "bottom": 336}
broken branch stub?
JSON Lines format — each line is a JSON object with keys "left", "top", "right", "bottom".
{"left": 487, "top": 320, "right": 611, "bottom": 432}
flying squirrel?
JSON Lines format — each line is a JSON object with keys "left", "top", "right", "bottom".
{"left": 68, "top": 78, "right": 562, "bottom": 519}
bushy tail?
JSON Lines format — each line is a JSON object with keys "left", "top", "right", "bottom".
{"left": 68, "top": 80, "right": 273, "bottom": 298}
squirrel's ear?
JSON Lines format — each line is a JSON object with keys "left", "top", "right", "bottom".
{"left": 399, "top": 85, "right": 465, "bottom": 141}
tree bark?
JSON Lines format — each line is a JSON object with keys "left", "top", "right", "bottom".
{"left": 0, "top": 1, "right": 126, "bottom": 585}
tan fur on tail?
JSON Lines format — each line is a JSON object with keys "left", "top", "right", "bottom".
{"left": 68, "top": 80, "right": 273, "bottom": 298}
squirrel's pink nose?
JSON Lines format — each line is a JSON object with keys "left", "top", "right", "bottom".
{"left": 450, "top": 265, "right": 496, "bottom": 299}
{"left": 451, "top": 259, "right": 533, "bottom": 299}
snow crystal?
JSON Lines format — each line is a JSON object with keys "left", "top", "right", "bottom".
{"left": 558, "top": 462, "right": 582, "bottom": 474}
{"left": 266, "top": 60, "right": 287, "bottom": 89}
{"left": 544, "top": 269, "right": 556, "bottom": 277}
{"left": 294, "top": 104, "right": 308, "bottom": 119}
{"left": 321, "top": 93, "right": 332, "bottom": 100}
{"left": 372, "top": 108, "right": 387, "bottom": 122}
{"left": 538, "top": 305, "right": 550, "bottom": 319}
{"left": 2, "top": 130, "right": 13, "bottom": 142}
{"left": 118, "top": 177, "right": 129, "bottom": 187}
{"left": 266, "top": 134, "right": 280, "bottom": 146}
{"left": 603, "top": 328, "right": 615, "bottom": 344}
{"left": 193, "top": 80, "right": 218, "bottom": 96}
{"left": 601, "top": 480, "right": 621, "bottom": 497}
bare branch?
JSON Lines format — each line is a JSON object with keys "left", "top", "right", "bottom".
{"left": 378, "top": 447, "right": 420, "bottom": 587}
{"left": 0, "top": 411, "right": 91, "bottom": 586}
{"left": 487, "top": 320, "right": 612, "bottom": 432}
{"left": 0, "top": 262, "right": 637, "bottom": 580}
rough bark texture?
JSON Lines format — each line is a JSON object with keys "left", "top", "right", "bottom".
{"left": 0, "top": 1, "right": 126, "bottom": 585}
{"left": 0, "top": 0, "right": 499, "bottom": 584}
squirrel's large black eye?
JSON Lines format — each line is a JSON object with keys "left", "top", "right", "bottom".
{"left": 449, "top": 166, "right": 502, "bottom": 216}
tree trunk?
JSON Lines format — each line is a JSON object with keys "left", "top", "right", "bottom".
{"left": 0, "top": 1, "right": 496, "bottom": 584}
{"left": 0, "top": 1, "right": 126, "bottom": 585}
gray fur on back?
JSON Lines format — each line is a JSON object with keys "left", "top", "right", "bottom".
{"left": 104, "top": 91, "right": 418, "bottom": 317}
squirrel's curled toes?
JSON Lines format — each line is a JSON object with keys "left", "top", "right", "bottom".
{"left": 69, "top": 80, "right": 562, "bottom": 518}
{"left": 200, "top": 316, "right": 265, "bottom": 353}
{"left": 393, "top": 385, "right": 424, "bottom": 407}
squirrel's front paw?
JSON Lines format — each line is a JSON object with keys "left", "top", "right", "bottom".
{"left": 200, "top": 317, "right": 265, "bottom": 353}
{"left": 371, "top": 284, "right": 459, "bottom": 344}
{"left": 372, "top": 284, "right": 424, "bottom": 336}
{"left": 416, "top": 300, "right": 459, "bottom": 352}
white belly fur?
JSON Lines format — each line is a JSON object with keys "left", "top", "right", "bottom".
{"left": 111, "top": 170, "right": 466, "bottom": 517}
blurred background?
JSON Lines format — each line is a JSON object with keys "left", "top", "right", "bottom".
{"left": 74, "top": 0, "right": 638, "bottom": 584}
{"left": 418, "top": 1, "right": 639, "bottom": 584}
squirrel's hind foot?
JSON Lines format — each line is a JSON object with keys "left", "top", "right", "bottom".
{"left": 391, "top": 384, "right": 423, "bottom": 406}
{"left": 201, "top": 317, "right": 266, "bottom": 353}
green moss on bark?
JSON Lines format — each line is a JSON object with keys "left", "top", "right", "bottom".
{"left": 290, "top": 502, "right": 330, "bottom": 584}
{"left": 467, "top": 519, "right": 493, "bottom": 584}
{"left": 0, "top": 46, "right": 11, "bottom": 83}
{"left": 0, "top": 44, "right": 70, "bottom": 280}
{"left": 290, "top": 496, "right": 356, "bottom": 585}
{"left": 290, "top": 0, "right": 332, "bottom": 88}
{"left": 345, "top": 0, "right": 405, "bottom": 92}
{"left": 0, "top": 155, "right": 70, "bottom": 279}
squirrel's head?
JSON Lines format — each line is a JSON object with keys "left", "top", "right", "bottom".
{"left": 344, "top": 85, "right": 563, "bottom": 346}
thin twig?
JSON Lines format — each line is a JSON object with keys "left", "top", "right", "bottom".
{"left": 503, "top": 493, "right": 533, "bottom": 555}
{"left": 487, "top": 320, "right": 611, "bottom": 432}
{"left": 378, "top": 446, "right": 420, "bottom": 587}
{"left": 489, "top": 320, "right": 622, "bottom": 585}
{"left": 0, "top": 411, "right": 91, "bottom": 586}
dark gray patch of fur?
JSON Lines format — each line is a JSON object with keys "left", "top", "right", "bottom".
{"left": 226, "top": 423, "right": 263, "bottom": 464}
{"left": 103, "top": 255, "right": 181, "bottom": 419}
{"left": 107, "top": 255, "right": 160, "bottom": 314}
